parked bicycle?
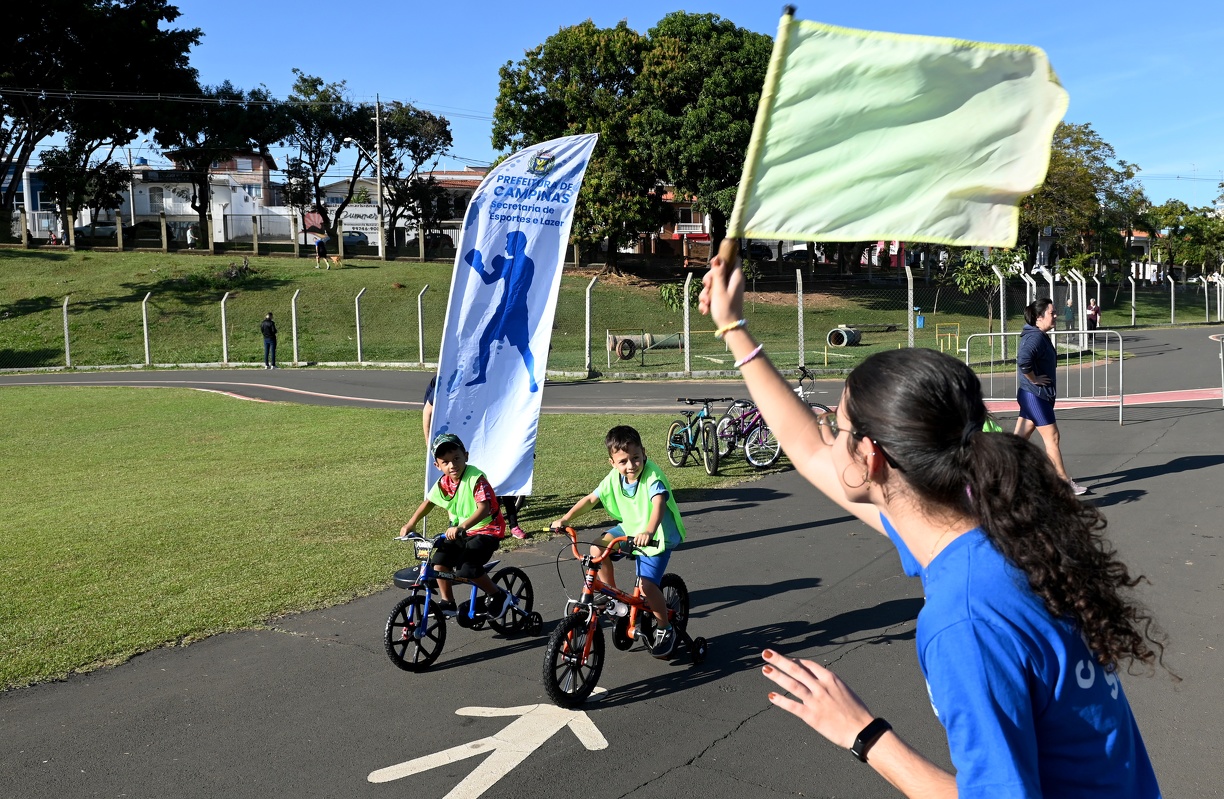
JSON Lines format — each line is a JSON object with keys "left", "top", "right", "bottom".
{"left": 541, "top": 527, "right": 707, "bottom": 708}
{"left": 715, "top": 369, "right": 832, "bottom": 468}
{"left": 666, "top": 397, "right": 732, "bottom": 476}
{"left": 383, "top": 532, "right": 543, "bottom": 672}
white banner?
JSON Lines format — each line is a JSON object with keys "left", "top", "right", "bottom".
{"left": 427, "top": 133, "right": 599, "bottom": 495}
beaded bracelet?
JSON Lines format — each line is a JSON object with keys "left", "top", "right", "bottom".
{"left": 734, "top": 344, "right": 764, "bottom": 368}
{"left": 714, "top": 319, "right": 747, "bottom": 339}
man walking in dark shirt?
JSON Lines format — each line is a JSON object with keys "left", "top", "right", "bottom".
{"left": 261, "top": 312, "right": 278, "bottom": 369}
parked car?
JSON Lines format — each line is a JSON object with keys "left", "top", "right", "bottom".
{"left": 744, "top": 242, "right": 774, "bottom": 261}
{"left": 781, "top": 249, "right": 812, "bottom": 263}
{"left": 342, "top": 231, "right": 369, "bottom": 247}
{"left": 123, "top": 220, "right": 165, "bottom": 241}
{"left": 405, "top": 232, "right": 454, "bottom": 251}
{"left": 73, "top": 222, "right": 118, "bottom": 238}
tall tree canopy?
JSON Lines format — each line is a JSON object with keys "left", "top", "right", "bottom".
{"left": 1020, "top": 122, "right": 1142, "bottom": 266}
{"left": 492, "top": 20, "right": 665, "bottom": 272}
{"left": 155, "top": 82, "right": 288, "bottom": 246}
{"left": 1, "top": 0, "right": 199, "bottom": 220}
{"left": 634, "top": 12, "right": 771, "bottom": 249}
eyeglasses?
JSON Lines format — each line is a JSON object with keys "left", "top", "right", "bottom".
{"left": 813, "top": 411, "right": 905, "bottom": 471}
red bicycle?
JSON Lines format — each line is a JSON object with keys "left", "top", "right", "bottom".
{"left": 541, "top": 527, "right": 707, "bottom": 708}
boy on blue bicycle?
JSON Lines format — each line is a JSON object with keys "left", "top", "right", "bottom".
{"left": 397, "top": 433, "right": 514, "bottom": 620}
{"left": 552, "top": 425, "right": 687, "bottom": 657}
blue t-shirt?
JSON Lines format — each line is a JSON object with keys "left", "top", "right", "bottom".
{"left": 1016, "top": 324, "right": 1057, "bottom": 401}
{"left": 882, "top": 516, "right": 1160, "bottom": 798}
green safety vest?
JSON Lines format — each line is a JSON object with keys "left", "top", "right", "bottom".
{"left": 427, "top": 465, "right": 499, "bottom": 536}
{"left": 596, "top": 459, "right": 686, "bottom": 557}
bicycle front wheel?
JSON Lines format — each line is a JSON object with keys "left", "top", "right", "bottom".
{"left": 744, "top": 423, "right": 781, "bottom": 468}
{"left": 701, "top": 420, "right": 720, "bottom": 476}
{"left": 666, "top": 420, "right": 688, "bottom": 467}
{"left": 542, "top": 613, "right": 605, "bottom": 708}
{"left": 384, "top": 592, "right": 447, "bottom": 672}
{"left": 714, "top": 415, "right": 738, "bottom": 459}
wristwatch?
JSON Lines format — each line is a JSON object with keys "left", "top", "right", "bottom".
{"left": 850, "top": 718, "right": 892, "bottom": 763}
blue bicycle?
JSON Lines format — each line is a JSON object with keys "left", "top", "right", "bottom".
{"left": 666, "top": 397, "right": 733, "bottom": 476}
{"left": 384, "top": 532, "right": 544, "bottom": 671}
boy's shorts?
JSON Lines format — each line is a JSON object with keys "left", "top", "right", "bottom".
{"left": 606, "top": 522, "right": 682, "bottom": 586}
{"left": 430, "top": 534, "right": 499, "bottom": 579}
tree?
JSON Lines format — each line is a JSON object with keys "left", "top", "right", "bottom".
{"left": 492, "top": 20, "right": 666, "bottom": 273}
{"left": 38, "top": 141, "right": 131, "bottom": 236}
{"left": 349, "top": 101, "right": 453, "bottom": 248}
{"left": 0, "top": 0, "right": 199, "bottom": 233}
{"left": 949, "top": 247, "right": 1023, "bottom": 333}
{"left": 1019, "top": 123, "right": 1140, "bottom": 267}
{"left": 634, "top": 12, "right": 771, "bottom": 250}
{"left": 279, "top": 70, "right": 370, "bottom": 238}
{"left": 155, "top": 82, "right": 288, "bottom": 247}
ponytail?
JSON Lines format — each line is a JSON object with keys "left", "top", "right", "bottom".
{"left": 1024, "top": 297, "right": 1054, "bottom": 326}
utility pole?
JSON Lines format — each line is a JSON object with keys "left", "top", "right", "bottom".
{"left": 375, "top": 95, "right": 385, "bottom": 260}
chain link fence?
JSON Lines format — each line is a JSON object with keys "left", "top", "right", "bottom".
{"left": 3, "top": 256, "right": 1222, "bottom": 373}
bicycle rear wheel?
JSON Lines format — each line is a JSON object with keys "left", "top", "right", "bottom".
{"left": 808, "top": 402, "right": 832, "bottom": 415}
{"left": 487, "top": 566, "right": 534, "bottom": 635}
{"left": 542, "top": 613, "right": 605, "bottom": 708}
{"left": 666, "top": 420, "right": 688, "bottom": 467}
{"left": 744, "top": 423, "right": 782, "bottom": 468}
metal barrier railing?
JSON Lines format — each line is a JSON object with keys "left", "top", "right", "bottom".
{"left": 965, "top": 329, "right": 1125, "bottom": 425}
{"left": 1212, "top": 334, "right": 1224, "bottom": 409}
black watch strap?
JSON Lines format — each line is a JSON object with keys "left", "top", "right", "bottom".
{"left": 850, "top": 718, "right": 892, "bottom": 763}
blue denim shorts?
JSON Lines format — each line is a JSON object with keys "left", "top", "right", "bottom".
{"left": 606, "top": 522, "right": 681, "bottom": 586}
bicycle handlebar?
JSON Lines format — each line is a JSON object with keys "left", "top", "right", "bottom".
{"left": 677, "top": 397, "right": 735, "bottom": 404}
{"left": 553, "top": 526, "right": 635, "bottom": 565}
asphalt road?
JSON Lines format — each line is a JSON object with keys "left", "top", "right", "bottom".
{"left": 2, "top": 326, "right": 1222, "bottom": 798}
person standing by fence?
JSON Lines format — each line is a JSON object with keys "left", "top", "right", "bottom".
{"left": 1014, "top": 298, "right": 1086, "bottom": 495}
{"left": 260, "top": 312, "right": 278, "bottom": 370}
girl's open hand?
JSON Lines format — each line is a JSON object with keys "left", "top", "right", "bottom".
{"left": 761, "top": 649, "right": 876, "bottom": 749}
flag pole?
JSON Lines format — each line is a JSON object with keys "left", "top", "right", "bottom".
{"left": 722, "top": 4, "right": 797, "bottom": 267}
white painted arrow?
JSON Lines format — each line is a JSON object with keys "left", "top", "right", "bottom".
{"left": 367, "top": 696, "right": 609, "bottom": 796}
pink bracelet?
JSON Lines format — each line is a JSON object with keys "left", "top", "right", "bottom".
{"left": 734, "top": 344, "right": 764, "bottom": 368}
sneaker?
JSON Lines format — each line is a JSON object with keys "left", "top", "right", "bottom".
{"left": 489, "top": 590, "right": 515, "bottom": 620}
{"left": 650, "top": 626, "right": 676, "bottom": 658}
{"left": 1069, "top": 480, "right": 1089, "bottom": 496}
{"left": 510, "top": 526, "right": 527, "bottom": 540}
{"left": 433, "top": 599, "right": 457, "bottom": 614}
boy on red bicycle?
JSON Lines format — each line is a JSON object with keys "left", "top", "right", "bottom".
{"left": 552, "top": 425, "right": 687, "bottom": 657}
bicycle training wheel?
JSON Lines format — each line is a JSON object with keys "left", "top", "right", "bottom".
{"left": 666, "top": 420, "right": 688, "bottom": 467}
{"left": 660, "top": 573, "right": 690, "bottom": 633}
{"left": 542, "top": 614, "right": 605, "bottom": 708}
{"left": 488, "top": 566, "right": 534, "bottom": 635}
{"left": 744, "top": 423, "right": 782, "bottom": 468}
{"left": 384, "top": 592, "right": 447, "bottom": 672}
{"left": 701, "top": 420, "right": 720, "bottom": 476}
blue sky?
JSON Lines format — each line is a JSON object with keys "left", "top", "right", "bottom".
{"left": 165, "top": 0, "right": 1223, "bottom": 206}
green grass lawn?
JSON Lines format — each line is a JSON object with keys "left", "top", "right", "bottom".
{"left": 5, "top": 249, "right": 1207, "bottom": 376}
{"left": 0, "top": 385, "right": 778, "bottom": 690}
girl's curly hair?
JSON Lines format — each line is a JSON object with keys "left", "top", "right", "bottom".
{"left": 845, "top": 348, "right": 1168, "bottom": 672}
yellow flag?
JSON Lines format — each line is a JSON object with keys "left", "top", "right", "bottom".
{"left": 729, "top": 12, "right": 1068, "bottom": 247}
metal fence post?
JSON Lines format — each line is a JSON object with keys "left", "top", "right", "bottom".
{"left": 291, "top": 289, "right": 301, "bottom": 366}
{"left": 1167, "top": 275, "right": 1176, "bottom": 324}
{"left": 355, "top": 287, "right": 366, "bottom": 363}
{"left": 991, "top": 265, "right": 1007, "bottom": 361}
{"left": 142, "top": 292, "right": 152, "bottom": 365}
{"left": 220, "top": 291, "right": 231, "bottom": 364}
{"left": 904, "top": 264, "right": 915, "bottom": 348}
{"left": 1127, "top": 276, "right": 1136, "bottom": 327}
{"left": 585, "top": 276, "right": 598, "bottom": 376}
{"left": 683, "top": 272, "right": 693, "bottom": 376}
{"left": 62, "top": 295, "right": 71, "bottom": 368}
{"left": 417, "top": 285, "right": 429, "bottom": 365}
{"left": 796, "top": 268, "right": 805, "bottom": 368}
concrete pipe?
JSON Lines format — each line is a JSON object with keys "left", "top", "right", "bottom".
{"left": 827, "top": 327, "right": 862, "bottom": 347}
